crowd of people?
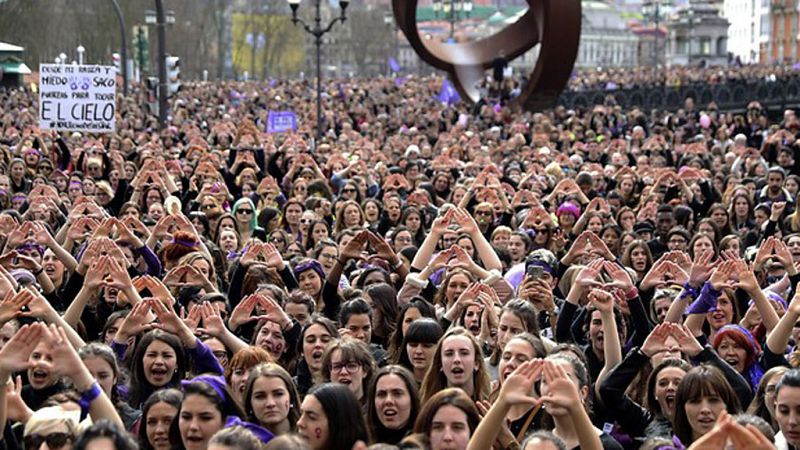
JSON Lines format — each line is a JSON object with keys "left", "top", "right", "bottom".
{"left": 0, "top": 69, "right": 799, "bottom": 450}
{"left": 566, "top": 64, "right": 800, "bottom": 91}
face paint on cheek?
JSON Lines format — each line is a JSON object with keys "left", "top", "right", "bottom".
{"left": 315, "top": 428, "right": 322, "bottom": 439}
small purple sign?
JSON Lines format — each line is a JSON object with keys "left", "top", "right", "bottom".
{"left": 266, "top": 111, "right": 297, "bottom": 133}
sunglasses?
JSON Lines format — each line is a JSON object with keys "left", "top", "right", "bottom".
{"left": 24, "top": 432, "right": 73, "bottom": 449}
{"left": 237, "top": 209, "right": 253, "bottom": 215}
{"left": 202, "top": 204, "right": 216, "bottom": 211}
{"left": 342, "top": 188, "right": 357, "bottom": 193}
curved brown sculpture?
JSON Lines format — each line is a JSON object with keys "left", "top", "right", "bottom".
{"left": 392, "top": 0, "right": 581, "bottom": 111}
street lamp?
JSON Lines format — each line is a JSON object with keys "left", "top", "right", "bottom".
{"left": 76, "top": 45, "right": 85, "bottom": 65}
{"left": 146, "top": 4, "right": 175, "bottom": 129}
{"left": 433, "top": 0, "right": 473, "bottom": 40}
{"left": 59, "top": 53, "right": 67, "bottom": 65}
{"left": 643, "top": 1, "right": 670, "bottom": 76}
{"left": 288, "top": 0, "right": 349, "bottom": 142}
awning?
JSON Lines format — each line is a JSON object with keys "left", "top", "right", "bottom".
{"left": 0, "top": 60, "right": 31, "bottom": 75}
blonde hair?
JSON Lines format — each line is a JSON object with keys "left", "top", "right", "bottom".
{"left": 24, "top": 406, "right": 81, "bottom": 437}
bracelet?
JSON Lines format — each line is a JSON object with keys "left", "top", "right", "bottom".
{"left": 78, "top": 382, "right": 102, "bottom": 420}
{"left": 682, "top": 282, "right": 699, "bottom": 298}
{"left": 391, "top": 259, "right": 404, "bottom": 271}
{"left": 32, "top": 267, "right": 44, "bottom": 276}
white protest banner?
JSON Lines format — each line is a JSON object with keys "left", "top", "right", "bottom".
{"left": 38, "top": 64, "right": 116, "bottom": 133}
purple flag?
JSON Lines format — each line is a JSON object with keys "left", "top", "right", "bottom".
{"left": 266, "top": 111, "right": 297, "bottom": 133}
{"left": 437, "top": 78, "right": 460, "bottom": 105}
{"left": 389, "top": 57, "right": 400, "bottom": 73}
{"left": 394, "top": 76, "right": 407, "bottom": 87}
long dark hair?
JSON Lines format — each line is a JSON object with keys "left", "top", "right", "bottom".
{"left": 396, "top": 318, "right": 443, "bottom": 371}
{"left": 168, "top": 379, "right": 246, "bottom": 450}
{"left": 365, "top": 282, "right": 399, "bottom": 339}
{"left": 129, "top": 331, "right": 188, "bottom": 408}
{"left": 137, "top": 389, "right": 183, "bottom": 450}
{"left": 672, "top": 365, "right": 742, "bottom": 445}
{"left": 367, "top": 365, "right": 420, "bottom": 444}
{"left": 307, "top": 383, "right": 369, "bottom": 450}
{"left": 645, "top": 358, "right": 691, "bottom": 417}
{"left": 387, "top": 298, "right": 436, "bottom": 362}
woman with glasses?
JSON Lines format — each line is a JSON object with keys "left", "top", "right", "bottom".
{"left": 390, "top": 226, "right": 414, "bottom": 253}
{"left": 338, "top": 181, "right": 361, "bottom": 202}
{"left": 312, "top": 241, "right": 342, "bottom": 280}
{"left": 231, "top": 198, "right": 266, "bottom": 244}
{"left": 321, "top": 339, "right": 376, "bottom": 413}
{"left": 23, "top": 406, "right": 80, "bottom": 450}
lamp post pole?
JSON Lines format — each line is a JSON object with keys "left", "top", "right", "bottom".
{"left": 155, "top": 0, "right": 168, "bottom": 130}
{"left": 433, "top": 0, "right": 472, "bottom": 42}
{"left": 288, "top": 0, "right": 349, "bottom": 142}
{"left": 108, "top": 0, "right": 129, "bottom": 96}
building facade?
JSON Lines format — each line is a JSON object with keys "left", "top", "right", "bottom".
{"left": 760, "top": 0, "right": 800, "bottom": 63}
{"left": 576, "top": 0, "right": 640, "bottom": 68}
{"left": 723, "top": 0, "right": 766, "bottom": 63}
{"left": 666, "top": 0, "right": 730, "bottom": 66}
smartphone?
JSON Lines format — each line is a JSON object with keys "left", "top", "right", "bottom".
{"left": 526, "top": 264, "right": 544, "bottom": 281}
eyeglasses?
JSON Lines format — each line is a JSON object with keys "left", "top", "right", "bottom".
{"left": 24, "top": 432, "right": 73, "bottom": 449}
{"left": 342, "top": 188, "right": 357, "bottom": 193}
{"left": 237, "top": 209, "right": 253, "bottom": 215}
{"left": 331, "top": 361, "right": 361, "bottom": 373}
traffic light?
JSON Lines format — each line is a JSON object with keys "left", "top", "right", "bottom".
{"left": 166, "top": 56, "right": 181, "bottom": 96}
{"left": 132, "top": 26, "right": 149, "bottom": 74}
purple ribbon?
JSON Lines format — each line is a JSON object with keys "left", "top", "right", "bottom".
{"left": 685, "top": 281, "right": 720, "bottom": 315}
{"left": 171, "top": 238, "right": 199, "bottom": 248}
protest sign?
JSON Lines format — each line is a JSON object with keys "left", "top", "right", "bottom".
{"left": 38, "top": 64, "right": 116, "bottom": 133}
{"left": 266, "top": 111, "right": 297, "bottom": 133}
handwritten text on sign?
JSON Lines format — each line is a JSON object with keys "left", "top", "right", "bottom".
{"left": 38, "top": 64, "right": 116, "bottom": 133}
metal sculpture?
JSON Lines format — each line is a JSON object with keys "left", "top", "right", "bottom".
{"left": 392, "top": 0, "right": 581, "bottom": 111}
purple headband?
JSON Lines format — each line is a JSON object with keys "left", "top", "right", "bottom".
{"left": 527, "top": 260, "right": 555, "bottom": 275}
{"left": 181, "top": 374, "right": 227, "bottom": 401}
{"left": 181, "top": 375, "right": 274, "bottom": 444}
{"left": 171, "top": 238, "right": 199, "bottom": 248}
{"left": 16, "top": 242, "right": 45, "bottom": 256}
{"left": 294, "top": 259, "right": 325, "bottom": 281}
